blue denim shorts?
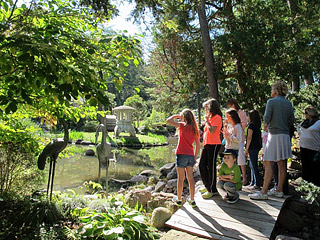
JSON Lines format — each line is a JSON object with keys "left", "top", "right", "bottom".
{"left": 176, "top": 154, "right": 195, "bottom": 168}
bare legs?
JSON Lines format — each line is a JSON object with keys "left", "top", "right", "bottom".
{"left": 176, "top": 166, "right": 195, "bottom": 200}
{"left": 240, "top": 165, "right": 247, "bottom": 185}
{"left": 261, "top": 160, "right": 286, "bottom": 194}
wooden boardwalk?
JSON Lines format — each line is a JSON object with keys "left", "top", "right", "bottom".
{"left": 165, "top": 190, "right": 286, "bottom": 240}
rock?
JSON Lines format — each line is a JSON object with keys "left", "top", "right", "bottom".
{"left": 166, "top": 179, "right": 178, "bottom": 188}
{"left": 150, "top": 207, "right": 172, "bottom": 228}
{"left": 277, "top": 207, "right": 306, "bottom": 232}
{"left": 125, "top": 189, "right": 152, "bottom": 208}
{"left": 160, "top": 163, "right": 175, "bottom": 177}
{"left": 129, "top": 175, "right": 148, "bottom": 184}
{"left": 193, "top": 168, "right": 200, "bottom": 178}
{"left": 167, "top": 167, "right": 177, "bottom": 180}
{"left": 81, "top": 140, "right": 93, "bottom": 145}
{"left": 155, "top": 181, "right": 166, "bottom": 192}
{"left": 147, "top": 192, "right": 174, "bottom": 211}
{"left": 289, "top": 160, "right": 302, "bottom": 170}
{"left": 287, "top": 199, "right": 308, "bottom": 215}
{"left": 75, "top": 139, "right": 82, "bottom": 144}
{"left": 85, "top": 149, "right": 95, "bottom": 156}
{"left": 143, "top": 186, "right": 154, "bottom": 192}
{"left": 147, "top": 176, "right": 158, "bottom": 185}
{"left": 275, "top": 235, "right": 303, "bottom": 240}
{"left": 139, "top": 169, "right": 156, "bottom": 177}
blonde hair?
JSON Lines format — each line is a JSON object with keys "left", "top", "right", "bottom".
{"left": 305, "top": 106, "right": 319, "bottom": 118}
{"left": 271, "top": 81, "right": 288, "bottom": 96}
{"left": 180, "top": 109, "right": 200, "bottom": 139}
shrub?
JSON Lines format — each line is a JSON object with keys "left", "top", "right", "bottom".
{"left": 0, "top": 117, "right": 43, "bottom": 196}
{"left": 297, "top": 180, "right": 320, "bottom": 206}
{"left": 83, "top": 120, "right": 99, "bottom": 132}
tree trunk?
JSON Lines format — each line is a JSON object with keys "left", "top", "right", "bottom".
{"left": 197, "top": 87, "right": 201, "bottom": 126}
{"left": 305, "top": 71, "right": 314, "bottom": 85}
{"left": 291, "top": 77, "right": 300, "bottom": 92}
{"left": 197, "top": 0, "right": 219, "bottom": 101}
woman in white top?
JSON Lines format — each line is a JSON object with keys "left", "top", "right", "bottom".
{"left": 227, "top": 99, "right": 248, "bottom": 185}
{"left": 223, "top": 109, "right": 243, "bottom": 158}
{"left": 297, "top": 106, "right": 320, "bottom": 186}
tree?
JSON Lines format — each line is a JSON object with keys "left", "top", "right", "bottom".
{"left": 132, "top": 0, "right": 219, "bottom": 101}
{"left": 0, "top": 0, "right": 142, "bottom": 122}
{"left": 124, "top": 94, "right": 146, "bottom": 127}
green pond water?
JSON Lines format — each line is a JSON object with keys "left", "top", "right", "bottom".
{"left": 48, "top": 138, "right": 177, "bottom": 192}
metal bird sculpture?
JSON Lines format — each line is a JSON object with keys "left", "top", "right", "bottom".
{"left": 37, "top": 119, "right": 69, "bottom": 200}
{"left": 95, "top": 123, "right": 112, "bottom": 191}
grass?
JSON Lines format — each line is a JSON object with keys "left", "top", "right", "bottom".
{"left": 49, "top": 131, "right": 167, "bottom": 146}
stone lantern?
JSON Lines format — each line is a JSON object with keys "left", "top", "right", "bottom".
{"left": 113, "top": 105, "right": 136, "bottom": 137}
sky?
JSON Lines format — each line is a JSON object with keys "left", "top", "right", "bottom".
{"left": 107, "top": 1, "right": 154, "bottom": 61}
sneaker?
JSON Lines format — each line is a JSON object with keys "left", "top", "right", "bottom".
{"left": 202, "top": 191, "right": 214, "bottom": 199}
{"left": 222, "top": 195, "right": 230, "bottom": 201}
{"left": 188, "top": 199, "right": 197, "bottom": 208}
{"left": 199, "top": 187, "right": 207, "bottom": 194}
{"left": 226, "top": 196, "right": 239, "bottom": 204}
{"left": 246, "top": 185, "right": 260, "bottom": 190}
{"left": 267, "top": 190, "right": 284, "bottom": 198}
{"left": 172, "top": 196, "right": 182, "bottom": 206}
{"left": 248, "top": 191, "right": 268, "bottom": 200}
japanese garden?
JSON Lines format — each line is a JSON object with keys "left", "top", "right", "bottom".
{"left": 0, "top": 0, "right": 320, "bottom": 240}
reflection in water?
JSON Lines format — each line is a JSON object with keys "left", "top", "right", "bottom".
{"left": 50, "top": 138, "right": 177, "bottom": 192}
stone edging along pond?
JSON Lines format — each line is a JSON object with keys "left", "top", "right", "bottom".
{"left": 72, "top": 138, "right": 169, "bottom": 148}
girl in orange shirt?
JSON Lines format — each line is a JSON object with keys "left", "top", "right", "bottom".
{"left": 199, "top": 99, "right": 223, "bottom": 199}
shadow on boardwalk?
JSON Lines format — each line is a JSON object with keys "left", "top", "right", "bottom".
{"left": 166, "top": 190, "right": 286, "bottom": 240}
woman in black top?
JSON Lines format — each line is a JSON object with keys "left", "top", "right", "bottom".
{"left": 245, "top": 110, "right": 262, "bottom": 188}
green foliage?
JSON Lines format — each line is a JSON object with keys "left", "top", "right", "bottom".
{"left": 0, "top": 0, "right": 141, "bottom": 122}
{"left": 72, "top": 196, "right": 160, "bottom": 240}
{"left": 289, "top": 83, "right": 320, "bottom": 123}
{"left": 69, "top": 131, "right": 85, "bottom": 141}
{"left": 83, "top": 120, "right": 99, "bottom": 132}
{"left": 297, "top": 180, "right": 320, "bottom": 206}
{"left": 0, "top": 115, "right": 43, "bottom": 195}
{"left": 84, "top": 181, "right": 103, "bottom": 194}
{"left": 124, "top": 94, "right": 147, "bottom": 127}
{"left": 142, "top": 109, "right": 166, "bottom": 128}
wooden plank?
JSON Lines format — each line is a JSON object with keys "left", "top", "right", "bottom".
{"left": 166, "top": 208, "right": 270, "bottom": 240}
{"left": 182, "top": 203, "right": 276, "bottom": 229}
{"left": 166, "top": 219, "right": 239, "bottom": 240}
{"left": 194, "top": 195, "right": 281, "bottom": 218}
{"left": 195, "top": 193, "right": 283, "bottom": 213}
{"left": 170, "top": 207, "right": 272, "bottom": 239}
{"left": 165, "top": 189, "right": 285, "bottom": 240}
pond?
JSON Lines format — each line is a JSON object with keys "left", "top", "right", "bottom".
{"left": 49, "top": 137, "right": 177, "bottom": 193}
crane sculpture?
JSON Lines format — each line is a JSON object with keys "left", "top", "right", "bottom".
{"left": 95, "top": 122, "right": 112, "bottom": 192}
{"left": 37, "top": 119, "right": 69, "bottom": 200}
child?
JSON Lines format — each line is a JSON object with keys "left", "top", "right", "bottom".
{"left": 217, "top": 152, "right": 242, "bottom": 203}
{"left": 245, "top": 110, "right": 262, "bottom": 189}
{"left": 198, "top": 99, "right": 223, "bottom": 199}
{"left": 167, "top": 109, "right": 200, "bottom": 208}
{"left": 222, "top": 109, "right": 243, "bottom": 159}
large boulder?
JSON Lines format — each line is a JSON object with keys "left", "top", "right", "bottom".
{"left": 160, "top": 163, "right": 175, "bottom": 177}
{"left": 129, "top": 174, "right": 148, "bottom": 184}
{"left": 125, "top": 189, "right": 152, "bottom": 208}
{"left": 155, "top": 181, "right": 166, "bottom": 192}
{"left": 139, "top": 169, "right": 156, "bottom": 177}
{"left": 147, "top": 192, "right": 182, "bottom": 213}
{"left": 151, "top": 207, "right": 172, "bottom": 228}
{"left": 167, "top": 167, "right": 177, "bottom": 180}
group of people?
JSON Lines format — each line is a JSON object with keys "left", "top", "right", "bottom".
{"left": 166, "top": 80, "right": 320, "bottom": 207}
